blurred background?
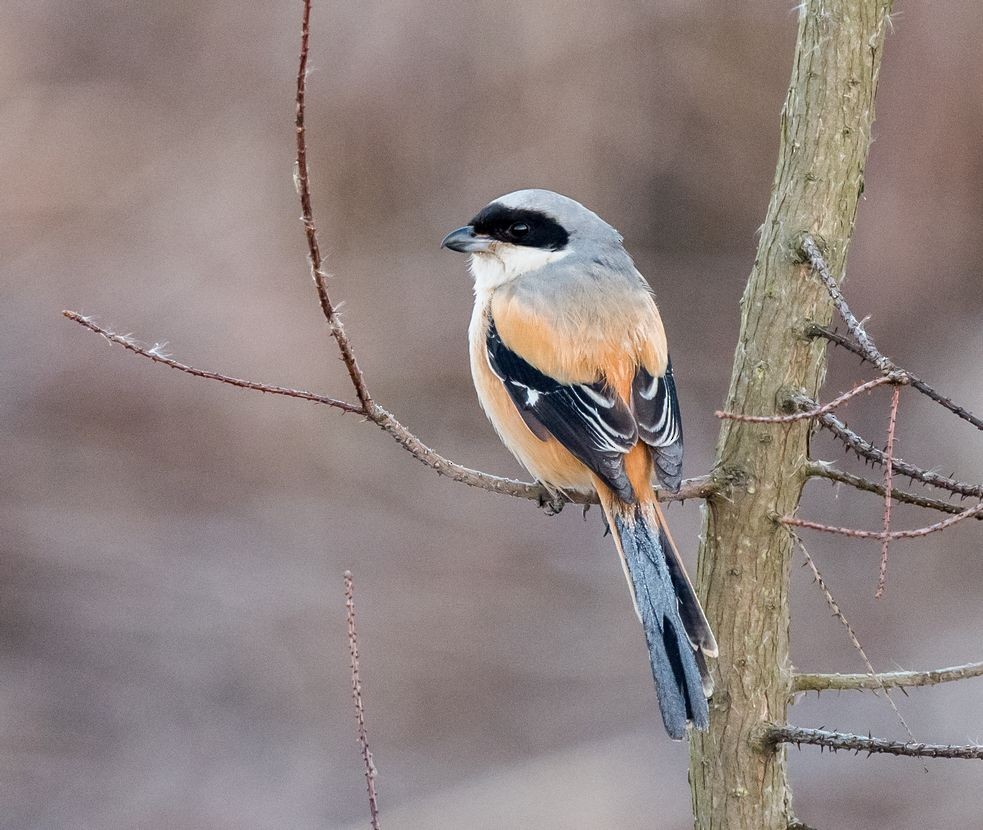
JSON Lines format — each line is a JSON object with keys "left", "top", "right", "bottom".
{"left": 3, "top": 2, "right": 983, "bottom": 828}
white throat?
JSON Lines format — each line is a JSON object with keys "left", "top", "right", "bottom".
{"left": 469, "top": 245, "right": 571, "bottom": 298}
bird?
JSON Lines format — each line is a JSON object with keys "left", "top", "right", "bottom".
{"left": 441, "top": 189, "right": 717, "bottom": 739}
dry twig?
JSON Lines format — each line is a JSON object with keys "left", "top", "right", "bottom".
{"left": 810, "top": 324, "right": 983, "bottom": 433}
{"left": 345, "top": 571, "right": 381, "bottom": 830}
{"left": 715, "top": 374, "right": 897, "bottom": 424}
{"left": 794, "top": 661, "right": 983, "bottom": 693}
{"left": 814, "top": 410, "right": 983, "bottom": 500}
{"left": 798, "top": 236, "right": 895, "bottom": 375}
{"left": 876, "top": 385, "right": 901, "bottom": 598}
{"left": 794, "top": 535, "right": 913, "bottom": 739}
{"left": 782, "top": 501, "right": 983, "bottom": 540}
{"left": 806, "top": 463, "right": 983, "bottom": 520}
{"left": 765, "top": 725, "right": 983, "bottom": 761}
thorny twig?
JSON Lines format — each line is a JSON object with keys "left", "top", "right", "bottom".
{"left": 799, "top": 236, "right": 896, "bottom": 375}
{"left": 794, "top": 661, "right": 983, "bottom": 693}
{"left": 296, "top": 0, "right": 372, "bottom": 413}
{"left": 715, "top": 374, "right": 898, "bottom": 424}
{"left": 345, "top": 571, "right": 381, "bottom": 830}
{"left": 63, "top": 311, "right": 362, "bottom": 413}
{"left": 806, "top": 463, "right": 983, "bottom": 520}
{"left": 782, "top": 501, "right": 983, "bottom": 539}
{"left": 764, "top": 725, "right": 983, "bottom": 761}
{"left": 810, "top": 324, "right": 983, "bottom": 433}
{"left": 814, "top": 410, "right": 983, "bottom": 500}
{"left": 793, "top": 535, "right": 914, "bottom": 740}
{"left": 876, "top": 385, "right": 901, "bottom": 598}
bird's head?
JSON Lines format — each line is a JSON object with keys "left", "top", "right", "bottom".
{"left": 441, "top": 189, "right": 624, "bottom": 292}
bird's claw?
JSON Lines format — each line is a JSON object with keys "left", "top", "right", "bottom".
{"left": 537, "top": 490, "right": 566, "bottom": 516}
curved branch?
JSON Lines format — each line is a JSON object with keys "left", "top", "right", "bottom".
{"left": 63, "top": 310, "right": 716, "bottom": 508}
{"left": 296, "top": 0, "right": 372, "bottom": 413}
{"left": 807, "top": 463, "right": 983, "bottom": 520}
{"left": 794, "top": 661, "right": 983, "bottom": 693}
{"left": 764, "top": 724, "right": 983, "bottom": 761}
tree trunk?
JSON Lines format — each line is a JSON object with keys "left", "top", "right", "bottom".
{"left": 688, "top": 2, "right": 893, "bottom": 828}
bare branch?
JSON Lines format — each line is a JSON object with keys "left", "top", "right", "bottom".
{"left": 63, "top": 311, "right": 362, "bottom": 414}
{"left": 782, "top": 501, "right": 983, "bottom": 540}
{"left": 345, "top": 571, "right": 381, "bottom": 829}
{"left": 64, "top": 310, "right": 716, "bottom": 509}
{"left": 296, "top": 0, "right": 373, "bottom": 413}
{"left": 764, "top": 725, "right": 983, "bottom": 761}
{"left": 811, "top": 325, "right": 983, "bottom": 432}
{"left": 799, "top": 236, "right": 895, "bottom": 375}
{"left": 806, "top": 463, "right": 983, "bottom": 520}
{"left": 794, "top": 661, "right": 983, "bottom": 693}
{"left": 716, "top": 374, "right": 898, "bottom": 424}
{"left": 876, "top": 385, "right": 901, "bottom": 598}
{"left": 793, "top": 535, "right": 913, "bottom": 739}
{"left": 814, "top": 410, "right": 983, "bottom": 499}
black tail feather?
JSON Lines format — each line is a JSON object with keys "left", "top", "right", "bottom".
{"left": 616, "top": 510, "right": 709, "bottom": 739}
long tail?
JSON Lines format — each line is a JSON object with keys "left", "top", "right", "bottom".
{"left": 602, "top": 498, "right": 716, "bottom": 739}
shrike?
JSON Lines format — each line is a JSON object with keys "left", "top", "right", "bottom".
{"left": 442, "top": 189, "right": 716, "bottom": 738}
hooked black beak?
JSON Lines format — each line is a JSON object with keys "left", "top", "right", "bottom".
{"left": 441, "top": 226, "right": 493, "bottom": 253}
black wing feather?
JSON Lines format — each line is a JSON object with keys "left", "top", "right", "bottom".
{"left": 633, "top": 358, "right": 684, "bottom": 492}
{"left": 486, "top": 318, "right": 637, "bottom": 501}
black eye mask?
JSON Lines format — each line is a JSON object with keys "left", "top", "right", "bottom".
{"left": 469, "top": 205, "right": 570, "bottom": 251}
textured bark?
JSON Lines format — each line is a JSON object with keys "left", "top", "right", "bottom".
{"left": 688, "top": 3, "right": 893, "bottom": 828}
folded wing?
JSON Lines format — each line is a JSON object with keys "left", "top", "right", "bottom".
{"left": 486, "top": 318, "right": 638, "bottom": 501}
{"left": 633, "top": 358, "right": 684, "bottom": 492}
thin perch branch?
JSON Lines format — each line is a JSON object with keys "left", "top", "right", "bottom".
{"left": 345, "top": 571, "right": 381, "bottom": 830}
{"left": 716, "top": 374, "right": 897, "bottom": 424}
{"left": 810, "top": 325, "right": 983, "bottom": 432}
{"left": 794, "top": 661, "right": 983, "bottom": 693}
{"left": 806, "top": 463, "right": 983, "bottom": 520}
{"left": 63, "top": 310, "right": 715, "bottom": 508}
{"left": 764, "top": 725, "right": 983, "bottom": 761}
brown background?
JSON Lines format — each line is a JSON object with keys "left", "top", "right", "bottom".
{"left": 3, "top": 2, "right": 983, "bottom": 828}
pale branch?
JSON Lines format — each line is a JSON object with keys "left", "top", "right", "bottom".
{"left": 764, "top": 725, "right": 983, "bottom": 761}
{"left": 793, "top": 534, "right": 913, "bottom": 740}
{"left": 782, "top": 501, "right": 983, "bottom": 540}
{"left": 798, "top": 236, "right": 895, "bottom": 375}
{"left": 63, "top": 311, "right": 362, "bottom": 414}
{"left": 63, "top": 310, "right": 715, "bottom": 509}
{"left": 793, "top": 661, "right": 983, "bottom": 693}
{"left": 810, "top": 325, "right": 983, "bottom": 432}
{"left": 814, "top": 409, "right": 983, "bottom": 499}
{"left": 296, "top": 0, "right": 372, "bottom": 413}
{"left": 876, "top": 385, "right": 901, "bottom": 598}
{"left": 345, "top": 571, "right": 381, "bottom": 830}
{"left": 806, "top": 463, "right": 983, "bottom": 520}
{"left": 716, "top": 374, "right": 897, "bottom": 424}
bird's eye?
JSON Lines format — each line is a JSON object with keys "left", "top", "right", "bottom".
{"left": 508, "top": 222, "right": 530, "bottom": 238}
